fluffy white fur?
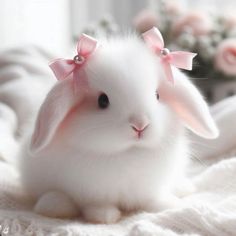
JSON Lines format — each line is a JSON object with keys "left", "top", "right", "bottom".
{"left": 19, "top": 36, "right": 219, "bottom": 223}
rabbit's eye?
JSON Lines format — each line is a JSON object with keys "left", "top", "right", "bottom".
{"left": 156, "top": 91, "right": 160, "bottom": 100}
{"left": 98, "top": 93, "right": 109, "bottom": 109}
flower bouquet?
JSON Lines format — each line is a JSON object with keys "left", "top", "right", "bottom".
{"left": 133, "top": 1, "right": 236, "bottom": 102}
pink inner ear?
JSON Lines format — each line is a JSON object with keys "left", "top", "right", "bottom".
{"left": 56, "top": 99, "right": 85, "bottom": 134}
{"left": 30, "top": 76, "right": 88, "bottom": 153}
{"left": 172, "top": 101, "right": 208, "bottom": 135}
{"left": 159, "top": 70, "right": 219, "bottom": 139}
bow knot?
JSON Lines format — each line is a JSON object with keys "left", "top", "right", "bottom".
{"left": 143, "top": 27, "right": 197, "bottom": 83}
{"left": 49, "top": 34, "right": 98, "bottom": 81}
{"left": 73, "top": 54, "right": 85, "bottom": 65}
{"left": 160, "top": 48, "right": 170, "bottom": 56}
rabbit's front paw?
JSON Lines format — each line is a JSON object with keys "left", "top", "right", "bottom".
{"left": 34, "top": 191, "right": 78, "bottom": 218}
{"left": 82, "top": 205, "right": 121, "bottom": 224}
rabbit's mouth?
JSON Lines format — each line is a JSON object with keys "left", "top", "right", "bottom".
{"left": 130, "top": 119, "right": 150, "bottom": 140}
{"left": 132, "top": 125, "right": 149, "bottom": 139}
{"left": 131, "top": 128, "right": 152, "bottom": 146}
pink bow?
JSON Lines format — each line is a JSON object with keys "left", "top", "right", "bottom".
{"left": 142, "top": 27, "right": 197, "bottom": 83}
{"left": 49, "top": 34, "right": 98, "bottom": 81}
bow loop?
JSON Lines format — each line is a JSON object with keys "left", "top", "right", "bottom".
{"left": 142, "top": 27, "right": 196, "bottom": 83}
{"left": 77, "top": 34, "right": 98, "bottom": 57}
{"left": 169, "top": 51, "right": 197, "bottom": 70}
{"left": 49, "top": 34, "right": 98, "bottom": 81}
{"left": 142, "top": 27, "right": 164, "bottom": 52}
{"left": 49, "top": 59, "right": 75, "bottom": 81}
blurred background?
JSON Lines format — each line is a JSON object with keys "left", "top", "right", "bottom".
{"left": 1, "top": 0, "right": 236, "bottom": 103}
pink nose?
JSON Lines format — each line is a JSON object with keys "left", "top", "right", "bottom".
{"left": 131, "top": 124, "right": 149, "bottom": 138}
{"left": 129, "top": 115, "right": 149, "bottom": 138}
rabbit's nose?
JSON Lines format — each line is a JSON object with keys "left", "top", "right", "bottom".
{"left": 129, "top": 115, "right": 149, "bottom": 138}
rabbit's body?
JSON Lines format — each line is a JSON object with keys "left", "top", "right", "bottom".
{"left": 21, "top": 122, "right": 187, "bottom": 212}
{"left": 19, "top": 32, "right": 218, "bottom": 223}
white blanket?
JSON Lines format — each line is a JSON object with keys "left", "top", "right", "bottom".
{"left": 0, "top": 47, "right": 236, "bottom": 236}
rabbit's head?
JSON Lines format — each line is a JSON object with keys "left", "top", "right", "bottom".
{"left": 30, "top": 34, "right": 218, "bottom": 155}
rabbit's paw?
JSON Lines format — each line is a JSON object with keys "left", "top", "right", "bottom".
{"left": 34, "top": 191, "right": 78, "bottom": 218}
{"left": 82, "top": 205, "right": 121, "bottom": 224}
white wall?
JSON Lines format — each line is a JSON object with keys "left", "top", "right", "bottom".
{"left": 0, "top": 0, "right": 71, "bottom": 54}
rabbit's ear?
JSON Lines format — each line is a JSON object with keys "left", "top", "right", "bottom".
{"left": 30, "top": 77, "right": 84, "bottom": 153}
{"left": 159, "top": 69, "right": 219, "bottom": 139}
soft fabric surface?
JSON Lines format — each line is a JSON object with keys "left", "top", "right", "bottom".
{"left": 0, "top": 47, "right": 236, "bottom": 236}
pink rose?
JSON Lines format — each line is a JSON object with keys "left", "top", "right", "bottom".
{"left": 133, "top": 9, "right": 159, "bottom": 34}
{"left": 215, "top": 39, "right": 236, "bottom": 76}
{"left": 172, "top": 11, "right": 212, "bottom": 36}
{"left": 165, "top": 1, "right": 182, "bottom": 16}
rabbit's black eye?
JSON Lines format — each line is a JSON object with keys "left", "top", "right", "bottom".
{"left": 98, "top": 93, "right": 109, "bottom": 109}
{"left": 156, "top": 91, "right": 160, "bottom": 100}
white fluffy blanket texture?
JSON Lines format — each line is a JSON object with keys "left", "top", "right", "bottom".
{"left": 0, "top": 47, "right": 236, "bottom": 236}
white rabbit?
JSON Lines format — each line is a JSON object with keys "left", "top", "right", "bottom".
{"left": 18, "top": 34, "right": 219, "bottom": 224}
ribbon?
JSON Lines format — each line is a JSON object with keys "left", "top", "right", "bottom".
{"left": 142, "top": 27, "right": 197, "bottom": 83}
{"left": 49, "top": 34, "right": 98, "bottom": 81}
